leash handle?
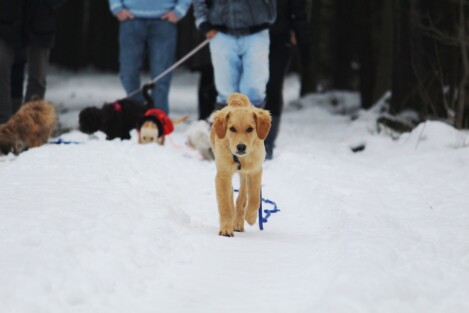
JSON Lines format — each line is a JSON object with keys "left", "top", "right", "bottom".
{"left": 126, "top": 38, "right": 211, "bottom": 99}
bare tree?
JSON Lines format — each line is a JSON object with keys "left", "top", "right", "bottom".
{"left": 456, "top": 0, "right": 469, "bottom": 128}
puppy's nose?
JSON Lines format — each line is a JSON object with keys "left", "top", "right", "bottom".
{"left": 237, "top": 143, "right": 246, "bottom": 153}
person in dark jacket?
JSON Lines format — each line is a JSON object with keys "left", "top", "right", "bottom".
{"left": 193, "top": 0, "right": 277, "bottom": 108}
{"left": 10, "top": 47, "right": 27, "bottom": 114}
{"left": 264, "top": 0, "right": 311, "bottom": 159}
{"left": 0, "top": 0, "right": 24, "bottom": 123}
{"left": 0, "top": 0, "right": 68, "bottom": 124}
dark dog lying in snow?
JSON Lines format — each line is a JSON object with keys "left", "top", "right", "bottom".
{"left": 79, "top": 84, "right": 154, "bottom": 140}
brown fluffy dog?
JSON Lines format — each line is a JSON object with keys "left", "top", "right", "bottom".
{"left": 211, "top": 93, "right": 271, "bottom": 236}
{"left": 0, "top": 101, "right": 56, "bottom": 155}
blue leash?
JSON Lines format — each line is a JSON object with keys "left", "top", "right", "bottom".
{"left": 49, "top": 138, "right": 81, "bottom": 145}
{"left": 234, "top": 188, "right": 280, "bottom": 230}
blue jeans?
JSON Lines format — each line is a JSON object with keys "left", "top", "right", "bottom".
{"left": 119, "top": 19, "right": 177, "bottom": 114}
{"left": 209, "top": 30, "right": 270, "bottom": 107}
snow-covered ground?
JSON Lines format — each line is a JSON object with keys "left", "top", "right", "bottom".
{"left": 1, "top": 69, "right": 469, "bottom": 313}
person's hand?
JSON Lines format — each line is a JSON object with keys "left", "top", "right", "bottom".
{"left": 290, "top": 31, "right": 297, "bottom": 46}
{"left": 161, "top": 11, "right": 179, "bottom": 23}
{"left": 116, "top": 9, "right": 134, "bottom": 22}
{"left": 206, "top": 29, "right": 218, "bottom": 39}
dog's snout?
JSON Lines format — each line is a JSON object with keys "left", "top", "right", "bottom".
{"left": 237, "top": 143, "right": 246, "bottom": 153}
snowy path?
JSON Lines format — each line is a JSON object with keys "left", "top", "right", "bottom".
{"left": 1, "top": 70, "right": 469, "bottom": 313}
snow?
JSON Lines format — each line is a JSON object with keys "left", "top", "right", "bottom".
{"left": 1, "top": 69, "right": 469, "bottom": 313}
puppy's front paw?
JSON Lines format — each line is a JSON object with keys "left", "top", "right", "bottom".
{"left": 219, "top": 226, "right": 234, "bottom": 237}
{"left": 245, "top": 210, "right": 258, "bottom": 226}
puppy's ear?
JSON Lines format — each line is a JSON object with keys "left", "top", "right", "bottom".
{"left": 213, "top": 110, "right": 230, "bottom": 139}
{"left": 254, "top": 109, "right": 271, "bottom": 140}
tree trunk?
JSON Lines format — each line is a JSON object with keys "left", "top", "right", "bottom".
{"left": 372, "top": 0, "right": 393, "bottom": 106}
{"left": 391, "top": 0, "right": 413, "bottom": 114}
{"left": 331, "top": 0, "right": 356, "bottom": 90}
{"left": 300, "top": 0, "right": 319, "bottom": 95}
{"left": 455, "top": 0, "right": 469, "bottom": 129}
{"left": 357, "top": 0, "right": 374, "bottom": 109}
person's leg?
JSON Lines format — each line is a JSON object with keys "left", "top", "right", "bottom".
{"left": 198, "top": 63, "right": 216, "bottom": 120}
{"left": 264, "top": 39, "right": 291, "bottom": 160}
{"left": 239, "top": 30, "right": 270, "bottom": 107}
{"left": 24, "top": 45, "right": 50, "bottom": 102}
{"left": 147, "top": 19, "right": 177, "bottom": 114}
{"left": 209, "top": 32, "right": 242, "bottom": 107}
{"left": 119, "top": 19, "right": 146, "bottom": 102}
{"left": 0, "top": 38, "right": 15, "bottom": 123}
{"left": 11, "top": 47, "right": 26, "bottom": 113}
{"left": 265, "top": 40, "right": 291, "bottom": 116}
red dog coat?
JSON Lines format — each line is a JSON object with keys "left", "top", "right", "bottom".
{"left": 137, "top": 109, "right": 174, "bottom": 138}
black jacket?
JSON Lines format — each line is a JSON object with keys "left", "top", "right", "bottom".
{"left": 26, "top": 0, "right": 69, "bottom": 48}
{"left": 0, "top": 0, "right": 68, "bottom": 48}
{"left": 193, "top": 0, "right": 277, "bottom": 36}
{"left": 270, "top": 0, "right": 311, "bottom": 66}
{"left": 0, "top": 0, "right": 24, "bottom": 45}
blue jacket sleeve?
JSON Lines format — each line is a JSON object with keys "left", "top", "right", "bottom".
{"left": 173, "top": 0, "right": 192, "bottom": 19}
{"left": 109, "top": 0, "right": 124, "bottom": 15}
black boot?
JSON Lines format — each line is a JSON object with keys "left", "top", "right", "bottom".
{"left": 265, "top": 116, "right": 280, "bottom": 160}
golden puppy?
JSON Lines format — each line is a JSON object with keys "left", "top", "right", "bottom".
{"left": 0, "top": 101, "right": 56, "bottom": 156}
{"left": 211, "top": 93, "right": 271, "bottom": 236}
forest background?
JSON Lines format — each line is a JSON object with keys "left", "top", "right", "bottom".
{"left": 51, "top": 0, "right": 469, "bottom": 130}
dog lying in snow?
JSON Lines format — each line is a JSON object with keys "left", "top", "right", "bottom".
{"left": 211, "top": 93, "right": 271, "bottom": 236}
{"left": 0, "top": 101, "right": 56, "bottom": 156}
{"left": 137, "top": 109, "right": 189, "bottom": 145}
{"left": 185, "top": 119, "right": 214, "bottom": 160}
{"left": 78, "top": 84, "right": 153, "bottom": 140}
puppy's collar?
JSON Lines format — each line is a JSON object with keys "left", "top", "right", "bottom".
{"left": 233, "top": 154, "right": 241, "bottom": 170}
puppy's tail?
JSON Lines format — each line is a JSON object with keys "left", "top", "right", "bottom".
{"left": 227, "top": 93, "right": 251, "bottom": 107}
{"left": 172, "top": 115, "right": 190, "bottom": 125}
{"left": 141, "top": 83, "right": 155, "bottom": 109}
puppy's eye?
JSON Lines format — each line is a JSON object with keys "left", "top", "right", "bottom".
{"left": 229, "top": 127, "right": 237, "bottom": 132}
{"left": 143, "top": 137, "right": 147, "bottom": 140}
{"left": 246, "top": 127, "right": 254, "bottom": 133}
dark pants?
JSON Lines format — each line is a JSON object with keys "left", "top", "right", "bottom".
{"left": 11, "top": 47, "right": 27, "bottom": 113}
{"left": 0, "top": 41, "right": 50, "bottom": 124}
{"left": 198, "top": 64, "right": 216, "bottom": 120}
{"left": 24, "top": 45, "right": 50, "bottom": 102}
{"left": 265, "top": 40, "right": 292, "bottom": 117}
{"left": 264, "top": 39, "right": 292, "bottom": 159}
{"left": 0, "top": 38, "right": 15, "bottom": 124}
{"left": 11, "top": 48, "right": 26, "bottom": 98}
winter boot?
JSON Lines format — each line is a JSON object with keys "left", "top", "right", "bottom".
{"left": 264, "top": 116, "right": 280, "bottom": 160}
